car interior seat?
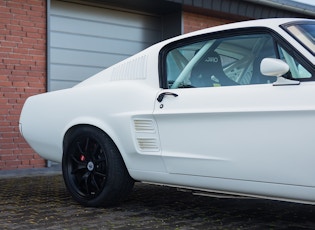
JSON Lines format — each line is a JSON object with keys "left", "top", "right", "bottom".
{"left": 190, "top": 50, "right": 237, "bottom": 87}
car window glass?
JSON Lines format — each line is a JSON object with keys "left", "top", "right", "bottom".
{"left": 277, "top": 46, "right": 312, "bottom": 79}
{"left": 166, "top": 33, "right": 277, "bottom": 89}
{"left": 284, "top": 22, "right": 315, "bottom": 55}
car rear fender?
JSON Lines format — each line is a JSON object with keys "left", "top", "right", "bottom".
{"left": 62, "top": 117, "right": 130, "bottom": 157}
{"left": 62, "top": 111, "right": 166, "bottom": 177}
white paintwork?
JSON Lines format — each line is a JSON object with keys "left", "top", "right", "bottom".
{"left": 260, "top": 58, "right": 290, "bottom": 77}
{"left": 20, "top": 18, "right": 315, "bottom": 205}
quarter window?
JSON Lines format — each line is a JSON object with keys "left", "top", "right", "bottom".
{"left": 278, "top": 46, "right": 312, "bottom": 79}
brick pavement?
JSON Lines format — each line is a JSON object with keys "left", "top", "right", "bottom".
{"left": 1, "top": 168, "right": 315, "bottom": 229}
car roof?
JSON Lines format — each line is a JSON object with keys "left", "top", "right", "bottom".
{"left": 175, "top": 18, "right": 313, "bottom": 41}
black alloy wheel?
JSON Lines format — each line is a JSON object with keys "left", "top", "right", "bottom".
{"left": 62, "top": 126, "right": 134, "bottom": 207}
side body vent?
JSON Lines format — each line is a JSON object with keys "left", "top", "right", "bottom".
{"left": 111, "top": 55, "right": 147, "bottom": 81}
{"left": 134, "top": 119, "right": 155, "bottom": 132}
{"left": 133, "top": 118, "right": 160, "bottom": 153}
{"left": 137, "top": 138, "right": 159, "bottom": 151}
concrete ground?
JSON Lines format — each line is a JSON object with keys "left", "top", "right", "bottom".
{"left": 1, "top": 166, "right": 315, "bottom": 229}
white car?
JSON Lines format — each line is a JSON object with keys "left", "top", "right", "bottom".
{"left": 20, "top": 18, "right": 315, "bottom": 207}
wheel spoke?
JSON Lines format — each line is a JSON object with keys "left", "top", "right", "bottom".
{"left": 95, "top": 157, "right": 106, "bottom": 164}
{"left": 70, "top": 154, "right": 86, "bottom": 174}
{"left": 71, "top": 154, "right": 85, "bottom": 165}
{"left": 76, "top": 142, "right": 84, "bottom": 154}
{"left": 80, "top": 171, "right": 91, "bottom": 194}
{"left": 71, "top": 166, "right": 86, "bottom": 175}
{"left": 84, "top": 137, "right": 90, "bottom": 153}
{"left": 90, "top": 143, "right": 100, "bottom": 161}
{"left": 94, "top": 170, "right": 106, "bottom": 177}
{"left": 94, "top": 155, "right": 107, "bottom": 177}
{"left": 91, "top": 174, "right": 100, "bottom": 192}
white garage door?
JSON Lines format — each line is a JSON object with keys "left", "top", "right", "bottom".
{"left": 49, "top": 0, "right": 163, "bottom": 91}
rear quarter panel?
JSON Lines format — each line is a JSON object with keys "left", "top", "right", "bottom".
{"left": 20, "top": 81, "right": 160, "bottom": 165}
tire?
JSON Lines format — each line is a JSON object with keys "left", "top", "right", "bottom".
{"left": 62, "top": 126, "right": 134, "bottom": 207}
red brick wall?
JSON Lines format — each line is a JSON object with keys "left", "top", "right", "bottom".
{"left": 0, "top": 3, "right": 239, "bottom": 170}
{"left": 0, "top": 0, "right": 46, "bottom": 170}
{"left": 183, "top": 11, "right": 234, "bottom": 33}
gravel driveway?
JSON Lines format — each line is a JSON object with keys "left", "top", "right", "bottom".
{"left": 0, "top": 172, "right": 315, "bottom": 229}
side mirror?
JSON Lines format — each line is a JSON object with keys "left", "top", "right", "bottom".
{"left": 260, "top": 58, "right": 289, "bottom": 77}
{"left": 260, "top": 58, "right": 300, "bottom": 86}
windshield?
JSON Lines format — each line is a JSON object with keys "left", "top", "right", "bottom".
{"left": 284, "top": 22, "right": 315, "bottom": 55}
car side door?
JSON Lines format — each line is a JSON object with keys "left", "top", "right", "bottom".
{"left": 153, "top": 31, "right": 315, "bottom": 187}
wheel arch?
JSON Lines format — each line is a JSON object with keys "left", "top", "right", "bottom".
{"left": 62, "top": 123, "right": 129, "bottom": 169}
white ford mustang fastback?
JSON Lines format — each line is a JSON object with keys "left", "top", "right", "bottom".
{"left": 20, "top": 18, "right": 315, "bottom": 207}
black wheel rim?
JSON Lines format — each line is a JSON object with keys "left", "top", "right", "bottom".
{"left": 66, "top": 135, "right": 108, "bottom": 199}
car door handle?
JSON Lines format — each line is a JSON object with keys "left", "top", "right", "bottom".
{"left": 157, "top": 92, "right": 178, "bottom": 102}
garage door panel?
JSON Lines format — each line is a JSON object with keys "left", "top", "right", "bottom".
{"left": 49, "top": 0, "right": 162, "bottom": 91}
{"left": 51, "top": 49, "right": 125, "bottom": 69}
{"left": 50, "top": 80, "right": 80, "bottom": 91}
{"left": 51, "top": 15, "right": 161, "bottom": 44}
{"left": 51, "top": 64, "right": 103, "bottom": 81}
{"left": 51, "top": 32, "right": 149, "bottom": 56}
{"left": 51, "top": 0, "right": 161, "bottom": 31}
